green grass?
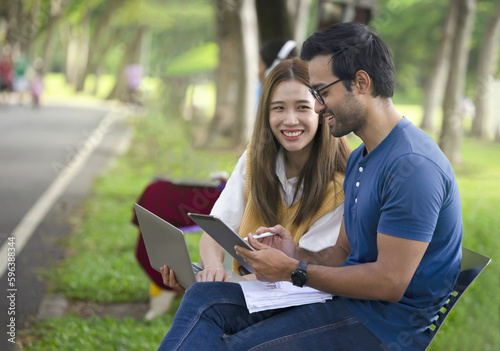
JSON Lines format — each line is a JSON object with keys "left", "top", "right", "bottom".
{"left": 21, "top": 314, "right": 176, "bottom": 351}
{"left": 21, "top": 105, "right": 499, "bottom": 350}
{"left": 20, "top": 110, "right": 241, "bottom": 349}
{"left": 430, "top": 139, "right": 500, "bottom": 351}
{"left": 43, "top": 73, "right": 161, "bottom": 103}
{"left": 42, "top": 111, "right": 240, "bottom": 304}
{"left": 44, "top": 73, "right": 114, "bottom": 102}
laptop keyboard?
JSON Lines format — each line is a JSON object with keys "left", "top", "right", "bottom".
{"left": 192, "top": 262, "right": 204, "bottom": 275}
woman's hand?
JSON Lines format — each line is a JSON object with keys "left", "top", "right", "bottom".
{"left": 196, "top": 265, "right": 230, "bottom": 282}
{"left": 160, "top": 265, "right": 186, "bottom": 295}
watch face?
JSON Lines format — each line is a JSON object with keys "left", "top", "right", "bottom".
{"left": 291, "top": 270, "right": 307, "bottom": 287}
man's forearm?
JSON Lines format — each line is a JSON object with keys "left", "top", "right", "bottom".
{"left": 305, "top": 262, "right": 404, "bottom": 302}
{"left": 295, "top": 244, "right": 348, "bottom": 267}
{"left": 294, "top": 234, "right": 429, "bottom": 303}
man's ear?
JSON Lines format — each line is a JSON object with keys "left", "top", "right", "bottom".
{"left": 354, "top": 70, "right": 371, "bottom": 95}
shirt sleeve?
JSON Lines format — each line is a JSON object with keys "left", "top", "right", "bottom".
{"left": 298, "top": 203, "right": 344, "bottom": 252}
{"left": 210, "top": 151, "right": 247, "bottom": 232}
{"left": 378, "top": 154, "right": 448, "bottom": 242}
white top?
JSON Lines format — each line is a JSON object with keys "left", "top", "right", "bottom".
{"left": 210, "top": 149, "right": 343, "bottom": 251}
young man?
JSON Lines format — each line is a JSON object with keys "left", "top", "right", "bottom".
{"left": 157, "top": 22, "right": 462, "bottom": 351}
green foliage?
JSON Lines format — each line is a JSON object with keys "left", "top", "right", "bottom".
{"left": 147, "top": 0, "right": 216, "bottom": 77}
{"left": 373, "top": 0, "right": 500, "bottom": 99}
{"left": 64, "top": 0, "right": 103, "bottom": 23}
{"left": 26, "top": 0, "right": 216, "bottom": 79}
{"left": 111, "top": 0, "right": 175, "bottom": 29}
{"left": 373, "top": 0, "right": 449, "bottom": 97}
{"left": 166, "top": 42, "right": 218, "bottom": 76}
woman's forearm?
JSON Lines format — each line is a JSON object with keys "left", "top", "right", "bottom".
{"left": 199, "top": 232, "right": 225, "bottom": 268}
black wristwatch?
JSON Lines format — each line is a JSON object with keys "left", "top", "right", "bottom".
{"left": 291, "top": 261, "right": 309, "bottom": 287}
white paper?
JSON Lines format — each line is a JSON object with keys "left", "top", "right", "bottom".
{"left": 238, "top": 280, "right": 333, "bottom": 313}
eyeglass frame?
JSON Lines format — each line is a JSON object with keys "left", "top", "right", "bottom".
{"left": 309, "top": 78, "right": 343, "bottom": 105}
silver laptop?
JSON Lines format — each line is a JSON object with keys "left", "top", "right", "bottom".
{"left": 133, "top": 203, "right": 245, "bottom": 289}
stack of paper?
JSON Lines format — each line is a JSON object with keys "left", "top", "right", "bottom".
{"left": 238, "top": 280, "right": 333, "bottom": 313}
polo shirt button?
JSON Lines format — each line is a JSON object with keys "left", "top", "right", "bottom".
{"left": 356, "top": 182, "right": 360, "bottom": 187}
{"left": 355, "top": 198, "right": 358, "bottom": 203}
{"left": 359, "top": 167, "right": 364, "bottom": 172}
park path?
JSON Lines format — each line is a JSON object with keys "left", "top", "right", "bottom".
{"left": 0, "top": 100, "right": 134, "bottom": 351}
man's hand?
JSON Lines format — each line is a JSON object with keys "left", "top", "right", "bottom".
{"left": 235, "top": 234, "right": 298, "bottom": 282}
{"left": 253, "top": 225, "right": 297, "bottom": 258}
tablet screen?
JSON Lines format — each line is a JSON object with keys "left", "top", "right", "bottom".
{"left": 188, "top": 213, "right": 255, "bottom": 273}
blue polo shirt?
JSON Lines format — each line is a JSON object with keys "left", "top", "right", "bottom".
{"left": 340, "top": 118, "right": 462, "bottom": 350}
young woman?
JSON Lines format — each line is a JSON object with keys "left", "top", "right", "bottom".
{"left": 161, "top": 58, "right": 351, "bottom": 291}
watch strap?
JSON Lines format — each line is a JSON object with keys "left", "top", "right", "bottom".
{"left": 297, "top": 261, "right": 308, "bottom": 272}
{"left": 291, "top": 261, "right": 309, "bottom": 287}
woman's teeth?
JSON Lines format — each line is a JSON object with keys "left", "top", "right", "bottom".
{"left": 283, "top": 131, "right": 303, "bottom": 137}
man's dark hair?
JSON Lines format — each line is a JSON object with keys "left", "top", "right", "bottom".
{"left": 301, "top": 22, "right": 395, "bottom": 98}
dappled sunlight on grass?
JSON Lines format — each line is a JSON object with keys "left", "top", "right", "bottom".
{"left": 43, "top": 73, "right": 162, "bottom": 105}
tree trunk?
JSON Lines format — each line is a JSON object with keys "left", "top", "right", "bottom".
{"left": 421, "top": 0, "right": 458, "bottom": 132}
{"left": 256, "top": 0, "right": 311, "bottom": 49}
{"left": 41, "top": 0, "right": 63, "bottom": 75}
{"left": 439, "top": 0, "right": 476, "bottom": 165}
{"left": 7, "top": 0, "right": 41, "bottom": 56}
{"left": 25, "top": 0, "right": 42, "bottom": 58}
{"left": 3, "top": 0, "right": 40, "bottom": 56}
{"left": 63, "top": 24, "right": 79, "bottom": 86}
{"left": 495, "top": 80, "right": 500, "bottom": 143}
{"left": 287, "top": 0, "right": 312, "bottom": 49}
{"left": 234, "top": 0, "right": 259, "bottom": 145}
{"left": 470, "top": 3, "right": 500, "bottom": 139}
{"left": 107, "top": 26, "right": 147, "bottom": 101}
{"left": 74, "top": 12, "right": 90, "bottom": 92}
{"left": 90, "top": 28, "right": 123, "bottom": 96}
{"left": 201, "top": 0, "right": 258, "bottom": 147}
{"left": 255, "top": 0, "right": 293, "bottom": 43}
{"left": 77, "top": 0, "right": 123, "bottom": 93}
{"left": 5, "top": 0, "right": 22, "bottom": 49}
{"left": 162, "top": 76, "right": 190, "bottom": 119}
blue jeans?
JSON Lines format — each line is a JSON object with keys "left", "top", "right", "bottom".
{"left": 158, "top": 282, "right": 387, "bottom": 351}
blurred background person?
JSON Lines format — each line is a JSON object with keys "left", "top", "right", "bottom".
{"left": 12, "top": 47, "right": 30, "bottom": 106}
{"left": 30, "top": 58, "right": 45, "bottom": 109}
{"left": 125, "top": 63, "right": 143, "bottom": 105}
{"left": 0, "top": 49, "right": 13, "bottom": 106}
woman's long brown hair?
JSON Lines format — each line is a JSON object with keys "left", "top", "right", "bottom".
{"left": 250, "top": 58, "right": 351, "bottom": 227}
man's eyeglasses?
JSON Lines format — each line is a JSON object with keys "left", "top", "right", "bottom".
{"left": 309, "top": 78, "right": 343, "bottom": 105}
